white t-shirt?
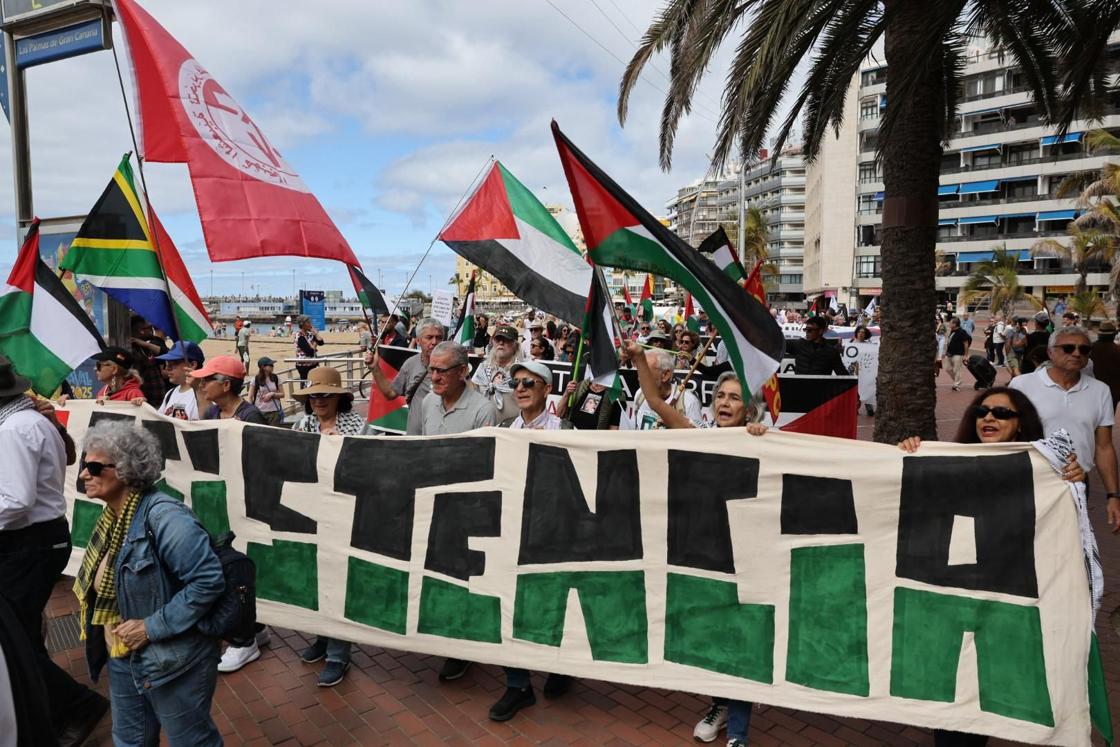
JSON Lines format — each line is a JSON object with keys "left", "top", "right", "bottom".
{"left": 624, "top": 389, "right": 704, "bottom": 430}
{"left": 159, "top": 385, "right": 199, "bottom": 421}
{"left": 1010, "top": 367, "right": 1114, "bottom": 472}
{"left": 992, "top": 321, "right": 1006, "bottom": 344}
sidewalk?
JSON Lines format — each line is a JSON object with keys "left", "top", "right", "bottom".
{"left": 49, "top": 370, "right": 1117, "bottom": 745}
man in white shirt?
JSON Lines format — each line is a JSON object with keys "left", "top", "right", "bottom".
{"left": 1010, "top": 325, "right": 1120, "bottom": 532}
{"left": 0, "top": 356, "right": 108, "bottom": 743}
{"left": 623, "top": 347, "right": 704, "bottom": 429}
{"left": 151, "top": 341, "right": 206, "bottom": 420}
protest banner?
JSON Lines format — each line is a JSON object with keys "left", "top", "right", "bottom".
{"left": 59, "top": 401, "right": 1100, "bottom": 745}
{"left": 429, "top": 290, "right": 455, "bottom": 327}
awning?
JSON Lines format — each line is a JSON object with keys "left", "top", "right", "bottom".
{"left": 959, "top": 180, "right": 1001, "bottom": 194}
{"left": 999, "top": 212, "right": 1036, "bottom": 220}
{"left": 938, "top": 218, "right": 958, "bottom": 226}
{"left": 938, "top": 184, "right": 960, "bottom": 196}
{"left": 1040, "top": 131, "right": 1084, "bottom": 146}
{"left": 961, "top": 144, "right": 1001, "bottom": 153}
{"left": 959, "top": 215, "right": 999, "bottom": 225}
{"left": 874, "top": 191, "right": 884, "bottom": 201}
{"left": 957, "top": 249, "right": 1030, "bottom": 262}
{"left": 1003, "top": 175, "right": 1037, "bottom": 182}
{"left": 1037, "top": 210, "right": 1077, "bottom": 222}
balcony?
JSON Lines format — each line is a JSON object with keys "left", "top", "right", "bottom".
{"left": 940, "top": 147, "right": 1120, "bottom": 175}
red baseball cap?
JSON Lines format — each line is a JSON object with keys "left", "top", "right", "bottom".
{"left": 192, "top": 354, "right": 247, "bottom": 379}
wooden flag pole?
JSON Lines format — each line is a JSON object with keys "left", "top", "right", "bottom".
{"left": 674, "top": 332, "right": 719, "bottom": 400}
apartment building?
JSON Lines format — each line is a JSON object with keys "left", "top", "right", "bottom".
{"left": 827, "top": 38, "right": 1120, "bottom": 310}
{"left": 666, "top": 151, "right": 808, "bottom": 306}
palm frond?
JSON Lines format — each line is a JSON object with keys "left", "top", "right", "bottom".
{"left": 1048, "top": 0, "right": 1120, "bottom": 135}
{"left": 1030, "top": 237, "right": 1070, "bottom": 259}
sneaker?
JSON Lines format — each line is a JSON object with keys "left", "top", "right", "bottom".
{"left": 438, "top": 658, "right": 471, "bottom": 681}
{"left": 318, "top": 660, "right": 350, "bottom": 687}
{"left": 543, "top": 673, "right": 573, "bottom": 699}
{"left": 694, "top": 703, "right": 729, "bottom": 742}
{"left": 218, "top": 640, "right": 260, "bottom": 673}
{"left": 727, "top": 739, "right": 748, "bottom": 747}
{"left": 255, "top": 626, "right": 271, "bottom": 647}
{"left": 488, "top": 686, "right": 536, "bottom": 721}
{"left": 864, "top": 404, "right": 875, "bottom": 417}
{"left": 301, "top": 637, "right": 328, "bottom": 664}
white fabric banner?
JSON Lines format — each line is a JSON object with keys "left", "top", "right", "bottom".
{"left": 58, "top": 401, "right": 1095, "bottom": 745}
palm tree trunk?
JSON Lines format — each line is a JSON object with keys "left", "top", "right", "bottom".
{"left": 874, "top": 2, "right": 944, "bottom": 443}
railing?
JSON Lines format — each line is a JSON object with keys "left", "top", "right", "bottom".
{"left": 276, "top": 349, "right": 371, "bottom": 409}
{"left": 940, "top": 147, "right": 1120, "bottom": 175}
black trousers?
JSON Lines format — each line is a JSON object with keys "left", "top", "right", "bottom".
{"left": 0, "top": 517, "right": 94, "bottom": 724}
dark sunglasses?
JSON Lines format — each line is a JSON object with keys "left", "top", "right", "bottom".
{"left": 512, "top": 377, "right": 541, "bottom": 389}
{"left": 1057, "top": 344, "right": 1091, "bottom": 355}
{"left": 427, "top": 363, "right": 463, "bottom": 375}
{"left": 308, "top": 392, "right": 334, "bottom": 400}
{"left": 970, "top": 405, "right": 1019, "bottom": 420}
{"left": 82, "top": 461, "right": 117, "bottom": 477}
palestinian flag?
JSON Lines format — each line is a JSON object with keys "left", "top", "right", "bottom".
{"left": 348, "top": 264, "right": 390, "bottom": 316}
{"left": 698, "top": 226, "right": 745, "bottom": 283}
{"left": 453, "top": 272, "right": 477, "bottom": 345}
{"left": 439, "top": 161, "right": 591, "bottom": 325}
{"left": 684, "top": 293, "right": 698, "bottom": 332}
{"left": 365, "top": 344, "right": 411, "bottom": 432}
{"left": 576, "top": 266, "right": 622, "bottom": 396}
{"left": 60, "top": 154, "right": 211, "bottom": 342}
{"left": 639, "top": 274, "right": 654, "bottom": 322}
{"left": 553, "top": 121, "right": 784, "bottom": 397}
{"left": 622, "top": 279, "right": 634, "bottom": 309}
{"left": 0, "top": 220, "right": 104, "bottom": 395}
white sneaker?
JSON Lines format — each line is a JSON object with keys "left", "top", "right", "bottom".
{"left": 693, "top": 703, "right": 729, "bottom": 742}
{"left": 218, "top": 640, "right": 260, "bottom": 673}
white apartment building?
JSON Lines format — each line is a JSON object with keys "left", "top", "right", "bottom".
{"left": 807, "top": 36, "right": 1120, "bottom": 310}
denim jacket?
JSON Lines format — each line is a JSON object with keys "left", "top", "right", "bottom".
{"left": 85, "top": 490, "right": 224, "bottom": 690}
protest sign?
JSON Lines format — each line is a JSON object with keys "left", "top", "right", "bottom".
{"left": 429, "top": 290, "right": 455, "bottom": 327}
{"left": 60, "top": 401, "right": 1099, "bottom": 745}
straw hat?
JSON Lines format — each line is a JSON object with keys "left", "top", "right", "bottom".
{"left": 292, "top": 366, "right": 350, "bottom": 398}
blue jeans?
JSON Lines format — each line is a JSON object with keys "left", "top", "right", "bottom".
{"left": 504, "top": 667, "right": 530, "bottom": 689}
{"left": 320, "top": 637, "right": 351, "bottom": 665}
{"left": 714, "top": 697, "right": 752, "bottom": 740}
{"left": 108, "top": 651, "right": 221, "bottom": 747}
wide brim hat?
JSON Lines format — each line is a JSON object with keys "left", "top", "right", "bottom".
{"left": 1100, "top": 321, "right": 1118, "bottom": 334}
{"left": 292, "top": 365, "right": 350, "bottom": 399}
{"left": 0, "top": 354, "right": 32, "bottom": 397}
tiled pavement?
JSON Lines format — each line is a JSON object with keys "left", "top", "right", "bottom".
{"left": 47, "top": 365, "right": 1120, "bottom": 745}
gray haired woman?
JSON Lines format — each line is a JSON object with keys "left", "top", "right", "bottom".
{"left": 74, "top": 421, "right": 224, "bottom": 746}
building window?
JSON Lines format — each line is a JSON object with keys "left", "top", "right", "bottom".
{"left": 855, "top": 256, "right": 881, "bottom": 278}
{"left": 859, "top": 163, "right": 880, "bottom": 182}
{"left": 859, "top": 98, "right": 879, "bottom": 119}
{"left": 861, "top": 68, "right": 885, "bottom": 87}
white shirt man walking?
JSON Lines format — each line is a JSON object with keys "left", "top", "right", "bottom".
{"left": 1010, "top": 325, "right": 1120, "bottom": 531}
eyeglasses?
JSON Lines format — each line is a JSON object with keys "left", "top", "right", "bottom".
{"left": 970, "top": 405, "right": 1019, "bottom": 420}
{"left": 1056, "top": 343, "right": 1091, "bottom": 355}
{"left": 512, "top": 377, "right": 541, "bottom": 389}
{"left": 427, "top": 363, "right": 463, "bottom": 375}
{"left": 82, "top": 461, "right": 116, "bottom": 477}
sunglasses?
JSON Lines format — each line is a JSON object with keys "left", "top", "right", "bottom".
{"left": 308, "top": 392, "right": 334, "bottom": 400}
{"left": 512, "top": 377, "right": 541, "bottom": 389}
{"left": 1057, "top": 343, "right": 1091, "bottom": 355}
{"left": 427, "top": 363, "right": 463, "bottom": 375}
{"left": 970, "top": 405, "right": 1019, "bottom": 420}
{"left": 82, "top": 461, "right": 117, "bottom": 477}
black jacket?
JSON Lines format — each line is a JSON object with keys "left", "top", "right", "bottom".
{"left": 786, "top": 338, "right": 848, "bottom": 376}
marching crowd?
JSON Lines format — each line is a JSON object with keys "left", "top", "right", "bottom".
{"left": 0, "top": 301, "right": 1113, "bottom": 746}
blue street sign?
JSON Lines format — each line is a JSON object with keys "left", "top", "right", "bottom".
{"left": 14, "top": 17, "right": 105, "bottom": 69}
{"left": 0, "top": 35, "right": 9, "bottom": 122}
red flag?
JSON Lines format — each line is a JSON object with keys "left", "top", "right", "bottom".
{"left": 684, "top": 292, "right": 695, "bottom": 319}
{"left": 113, "top": 0, "right": 357, "bottom": 265}
{"left": 739, "top": 260, "right": 780, "bottom": 420}
{"left": 622, "top": 282, "right": 633, "bottom": 307}
{"left": 743, "top": 260, "right": 766, "bottom": 306}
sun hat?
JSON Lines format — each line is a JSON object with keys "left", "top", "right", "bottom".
{"left": 292, "top": 366, "right": 350, "bottom": 399}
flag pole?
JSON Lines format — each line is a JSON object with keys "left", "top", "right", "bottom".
{"left": 107, "top": 8, "right": 184, "bottom": 343}
{"left": 389, "top": 156, "right": 494, "bottom": 322}
{"left": 674, "top": 333, "right": 719, "bottom": 400}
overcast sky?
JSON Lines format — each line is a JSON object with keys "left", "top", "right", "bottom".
{"left": 0, "top": 0, "right": 757, "bottom": 298}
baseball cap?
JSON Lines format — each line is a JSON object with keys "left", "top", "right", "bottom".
{"left": 646, "top": 330, "right": 672, "bottom": 343}
{"left": 510, "top": 360, "right": 552, "bottom": 384}
{"left": 156, "top": 341, "right": 205, "bottom": 365}
{"left": 493, "top": 324, "right": 518, "bottom": 341}
{"left": 257, "top": 356, "right": 276, "bottom": 367}
{"left": 192, "top": 354, "right": 247, "bottom": 379}
{"left": 92, "top": 346, "right": 135, "bottom": 370}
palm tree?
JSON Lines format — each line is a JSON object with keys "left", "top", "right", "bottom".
{"left": 1066, "top": 289, "right": 1108, "bottom": 321}
{"left": 618, "top": 1, "right": 1117, "bottom": 443}
{"left": 960, "top": 247, "right": 1043, "bottom": 318}
{"left": 1031, "top": 223, "right": 1116, "bottom": 294}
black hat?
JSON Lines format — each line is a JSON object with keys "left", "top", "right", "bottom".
{"left": 493, "top": 324, "right": 518, "bottom": 341}
{"left": 0, "top": 355, "right": 31, "bottom": 397}
{"left": 92, "top": 346, "right": 135, "bottom": 370}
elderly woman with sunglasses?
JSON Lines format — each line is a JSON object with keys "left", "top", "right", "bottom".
{"left": 74, "top": 421, "right": 224, "bottom": 746}
{"left": 899, "top": 386, "right": 1086, "bottom": 747}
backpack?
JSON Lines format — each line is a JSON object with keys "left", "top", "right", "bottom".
{"left": 144, "top": 498, "right": 258, "bottom": 646}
